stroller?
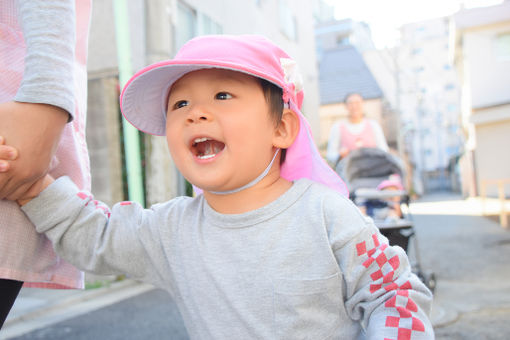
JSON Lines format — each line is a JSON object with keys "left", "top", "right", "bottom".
{"left": 336, "top": 148, "right": 436, "bottom": 292}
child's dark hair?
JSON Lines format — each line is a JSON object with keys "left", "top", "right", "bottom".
{"left": 259, "top": 78, "right": 287, "bottom": 164}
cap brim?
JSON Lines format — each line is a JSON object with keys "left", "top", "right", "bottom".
{"left": 120, "top": 60, "right": 285, "bottom": 136}
{"left": 120, "top": 63, "right": 217, "bottom": 136}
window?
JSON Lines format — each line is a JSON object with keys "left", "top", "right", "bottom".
{"left": 278, "top": 0, "right": 297, "bottom": 41}
{"left": 413, "top": 66, "right": 425, "bottom": 73}
{"left": 495, "top": 32, "right": 510, "bottom": 60}
{"left": 175, "top": 2, "right": 197, "bottom": 52}
{"left": 444, "top": 83, "right": 455, "bottom": 91}
{"left": 412, "top": 48, "right": 423, "bottom": 55}
{"left": 447, "top": 104, "right": 457, "bottom": 112}
{"left": 175, "top": 2, "right": 223, "bottom": 54}
{"left": 336, "top": 35, "right": 350, "bottom": 46}
{"left": 198, "top": 13, "right": 222, "bottom": 35}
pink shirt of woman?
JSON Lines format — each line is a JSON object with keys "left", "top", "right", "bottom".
{"left": 339, "top": 120, "right": 378, "bottom": 151}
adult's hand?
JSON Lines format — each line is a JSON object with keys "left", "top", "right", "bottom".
{"left": 339, "top": 147, "right": 350, "bottom": 159}
{"left": 0, "top": 101, "right": 68, "bottom": 200}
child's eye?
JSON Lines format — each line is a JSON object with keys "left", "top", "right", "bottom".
{"left": 215, "top": 92, "right": 232, "bottom": 100}
{"left": 173, "top": 100, "right": 189, "bottom": 109}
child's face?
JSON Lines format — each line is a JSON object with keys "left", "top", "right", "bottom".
{"left": 165, "top": 69, "right": 279, "bottom": 193}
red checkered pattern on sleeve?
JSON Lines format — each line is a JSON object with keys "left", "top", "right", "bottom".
{"left": 356, "top": 233, "right": 425, "bottom": 340}
{"left": 77, "top": 192, "right": 111, "bottom": 218}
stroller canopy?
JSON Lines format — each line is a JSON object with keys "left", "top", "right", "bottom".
{"left": 336, "top": 148, "right": 406, "bottom": 192}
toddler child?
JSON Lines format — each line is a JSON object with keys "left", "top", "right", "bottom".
{"left": 376, "top": 174, "right": 406, "bottom": 220}
{"left": 0, "top": 35, "right": 434, "bottom": 339}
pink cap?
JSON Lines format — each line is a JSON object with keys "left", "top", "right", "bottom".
{"left": 120, "top": 34, "right": 348, "bottom": 196}
{"left": 377, "top": 174, "right": 404, "bottom": 191}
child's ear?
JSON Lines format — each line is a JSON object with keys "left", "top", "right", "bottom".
{"left": 273, "top": 109, "right": 300, "bottom": 149}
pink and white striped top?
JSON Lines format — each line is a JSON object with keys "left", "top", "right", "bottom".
{"left": 0, "top": 0, "right": 92, "bottom": 289}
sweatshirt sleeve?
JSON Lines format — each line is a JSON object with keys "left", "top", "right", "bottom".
{"left": 21, "top": 177, "right": 174, "bottom": 290}
{"left": 14, "top": 0, "right": 76, "bottom": 119}
{"left": 326, "top": 197, "right": 434, "bottom": 339}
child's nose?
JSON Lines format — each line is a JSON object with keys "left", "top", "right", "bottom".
{"left": 186, "top": 106, "right": 212, "bottom": 124}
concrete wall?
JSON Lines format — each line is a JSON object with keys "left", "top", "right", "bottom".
{"left": 88, "top": 0, "right": 146, "bottom": 73}
{"left": 315, "top": 19, "right": 375, "bottom": 53}
{"left": 463, "top": 23, "right": 510, "bottom": 109}
{"left": 454, "top": 2, "right": 510, "bottom": 197}
{"left": 473, "top": 105, "right": 510, "bottom": 197}
{"left": 86, "top": 76, "right": 124, "bottom": 206}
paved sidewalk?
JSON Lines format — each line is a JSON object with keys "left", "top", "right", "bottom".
{"left": 2, "top": 193, "right": 509, "bottom": 339}
{"left": 1, "top": 279, "right": 154, "bottom": 339}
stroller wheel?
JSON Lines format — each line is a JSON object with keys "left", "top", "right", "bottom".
{"left": 418, "top": 272, "right": 436, "bottom": 293}
{"left": 426, "top": 273, "right": 437, "bottom": 293}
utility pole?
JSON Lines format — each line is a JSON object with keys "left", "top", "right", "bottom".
{"left": 113, "top": 0, "right": 145, "bottom": 206}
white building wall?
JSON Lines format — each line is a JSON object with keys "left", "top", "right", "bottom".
{"left": 88, "top": 0, "right": 146, "bottom": 74}
{"left": 453, "top": 2, "right": 510, "bottom": 197}
{"left": 463, "top": 25, "right": 510, "bottom": 108}
{"left": 397, "top": 17, "right": 463, "bottom": 192}
{"left": 315, "top": 19, "right": 375, "bottom": 53}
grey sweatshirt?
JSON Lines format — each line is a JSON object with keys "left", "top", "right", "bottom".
{"left": 22, "top": 177, "right": 434, "bottom": 339}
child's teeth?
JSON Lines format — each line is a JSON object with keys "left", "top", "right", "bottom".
{"left": 198, "top": 154, "right": 215, "bottom": 160}
{"left": 194, "top": 137, "right": 209, "bottom": 143}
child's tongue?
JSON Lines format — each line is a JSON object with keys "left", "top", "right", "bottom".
{"left": 196, "top": 140, "right": 224, "bottom": 157}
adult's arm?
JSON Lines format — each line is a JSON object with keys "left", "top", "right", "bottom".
{"left": 0, "top": 0, "right": 76, "bottom": 200}
{"left": 369, "top": 120, "right": 389, "bottom": 152}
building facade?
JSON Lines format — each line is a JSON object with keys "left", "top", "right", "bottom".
{"left": 394, "top": 17, "right": 464, "bottom": 193}
{"left": 451, "top": 1, "right": 510, "bottom": 197}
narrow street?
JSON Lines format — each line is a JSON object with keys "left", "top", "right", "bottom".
{"left": 410, "top": 194, "right": 510, "bottom": 339}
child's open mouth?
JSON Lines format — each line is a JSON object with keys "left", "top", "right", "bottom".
{"left": 191, "top": 137, "right": 225, "bottom": 160}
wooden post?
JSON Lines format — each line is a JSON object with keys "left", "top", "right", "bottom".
{"left": 480, "top": 178, "right": 509, "bottom": 228}
{"left": 481, "top": 179, "right": 487, "bottom": 216}
{"left": 498, "top": 181, "right": 508, "bottom": 228}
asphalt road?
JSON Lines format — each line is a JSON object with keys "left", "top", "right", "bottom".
{"left": 9, "top": 289, "right": 189, "bottom": 340}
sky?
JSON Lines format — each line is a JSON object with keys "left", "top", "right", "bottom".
{"left": 324, "top": 0, "right": 505, "bottom": 48}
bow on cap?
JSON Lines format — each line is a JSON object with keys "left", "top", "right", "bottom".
{"left": 280, "top": 58, "right": 304, "bottom": 109}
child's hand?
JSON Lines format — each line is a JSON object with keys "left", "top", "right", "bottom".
{"left": 17, "top": 175, "right": 55, "bottom": 206}
{"left": 0, "top": 136, "right": 19, "bottom": 172}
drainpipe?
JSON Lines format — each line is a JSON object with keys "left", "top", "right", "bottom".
{"left": 113, "top": 0, "right": 145, "bottom": 206}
